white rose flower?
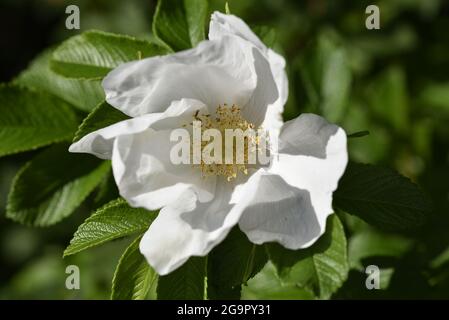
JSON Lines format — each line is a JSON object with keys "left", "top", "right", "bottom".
{"left": 69, "top": 12, "right": 348, "bottom": 275}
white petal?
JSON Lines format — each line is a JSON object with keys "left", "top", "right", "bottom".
{"left": 110, "top": 99, "right": 214, "bottom": 211}
{"left": 139, "top": 169, "right": 267, "bottom": 275}
{"left": 267, "top": 49, "right": 288, "bottom": 106}
{"left": 140, "top": 181, "right": 235, "bottom": 275}
{"left": 241, "top": 47, "right": 279, "bottom": 127}
{"left": 112, "top": 128, "right": 215, "bottom": 211}
{"left": 69, "top": 98, "right": 207, "bottom": 160}
{"left": 209, "top": 12, "right": 288, "bottom": 130}
{"left": 278, "top": 113, "right": 344, "bottom": 158}
{"left": 263, "top": 49, "right": 288, "bottom": 131}
{"left": 102, "top": 36, "right": 257, "bottom": 117}
{"left": 68, "top": 114, "right": 160, "bottom": 160}
{"left": 209, "top": 11, "right": 266, "bottom": 51}
{"left": 238, "top": 173, "right": 322, "bottom": 249}
{"left": 270, "top": 114, "right": 348, "bottom": 232}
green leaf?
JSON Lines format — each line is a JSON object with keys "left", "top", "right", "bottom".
{"left": 73, "top": 101, "right": 130, "bottom": 142}
{"left": 0, "top": 85, "right": 79, "bottom": 157}
{"left": 241, "top": 261, "right": 315, "bottom": 300}
{"left": 334, "top": 162, "right": 431, "bottom": 230}
{"left": 419, "top": 82, "right": 449, "bottom": 114}
{"left": 15, "top": 49, "right": 104, "bottom": 112}
{"left": 266, "top": 214, "right": 348, "bottom": 299}
{"left": 111, "top": 236, "right": 158, "bottom": 300}
{"left": 300, "top": 31, "right": 352, "bottom": 122}
{"left": 6, "top": 143, "right": 110, "bottom": 226}
{"left": 153, "top": 0, "right": 208, "bottom": 51}
{"left": 431, "top": 246, "right": 449, "bottom": 270}
{"left": 64, "top": 198, "right": 157, "bottom": 256}
{"left": 366, "top": 66, "right": 409, "bottom": 132}
{"left": 321, "top": 47, "right": 352, "bottom": 122}
{"left": 51, "top": 30, "right": 168, "bottom": 79}
{"left": 348, "top": 229, "right": 413, "bottom": 270}
{"left": 157, "top": 257, "right": 206, "bottom": 299}
{"left": 207, "top": 227, "right": 267, "bottom": 299}
{"left": 93, "top": 172, "right": 120, "bottom": 207}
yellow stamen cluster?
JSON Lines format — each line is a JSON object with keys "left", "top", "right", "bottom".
{"left": 191, "top": 104, "right": 261, "bottom": 181}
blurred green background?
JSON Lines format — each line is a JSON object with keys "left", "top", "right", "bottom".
{"left": 0, "top": 0, "right": 448, "bottom": 299}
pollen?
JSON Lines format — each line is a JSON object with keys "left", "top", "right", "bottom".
{"left": 189, "top": 104, "right": 265, "bottom": 181}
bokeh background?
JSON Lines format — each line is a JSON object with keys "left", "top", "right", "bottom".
{"left": 0, "top": 0, "right": 448, "bottom": 299}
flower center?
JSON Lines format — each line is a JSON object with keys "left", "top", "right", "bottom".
{"left": 190, "top": 104, "right": 266, "bottom": 181}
